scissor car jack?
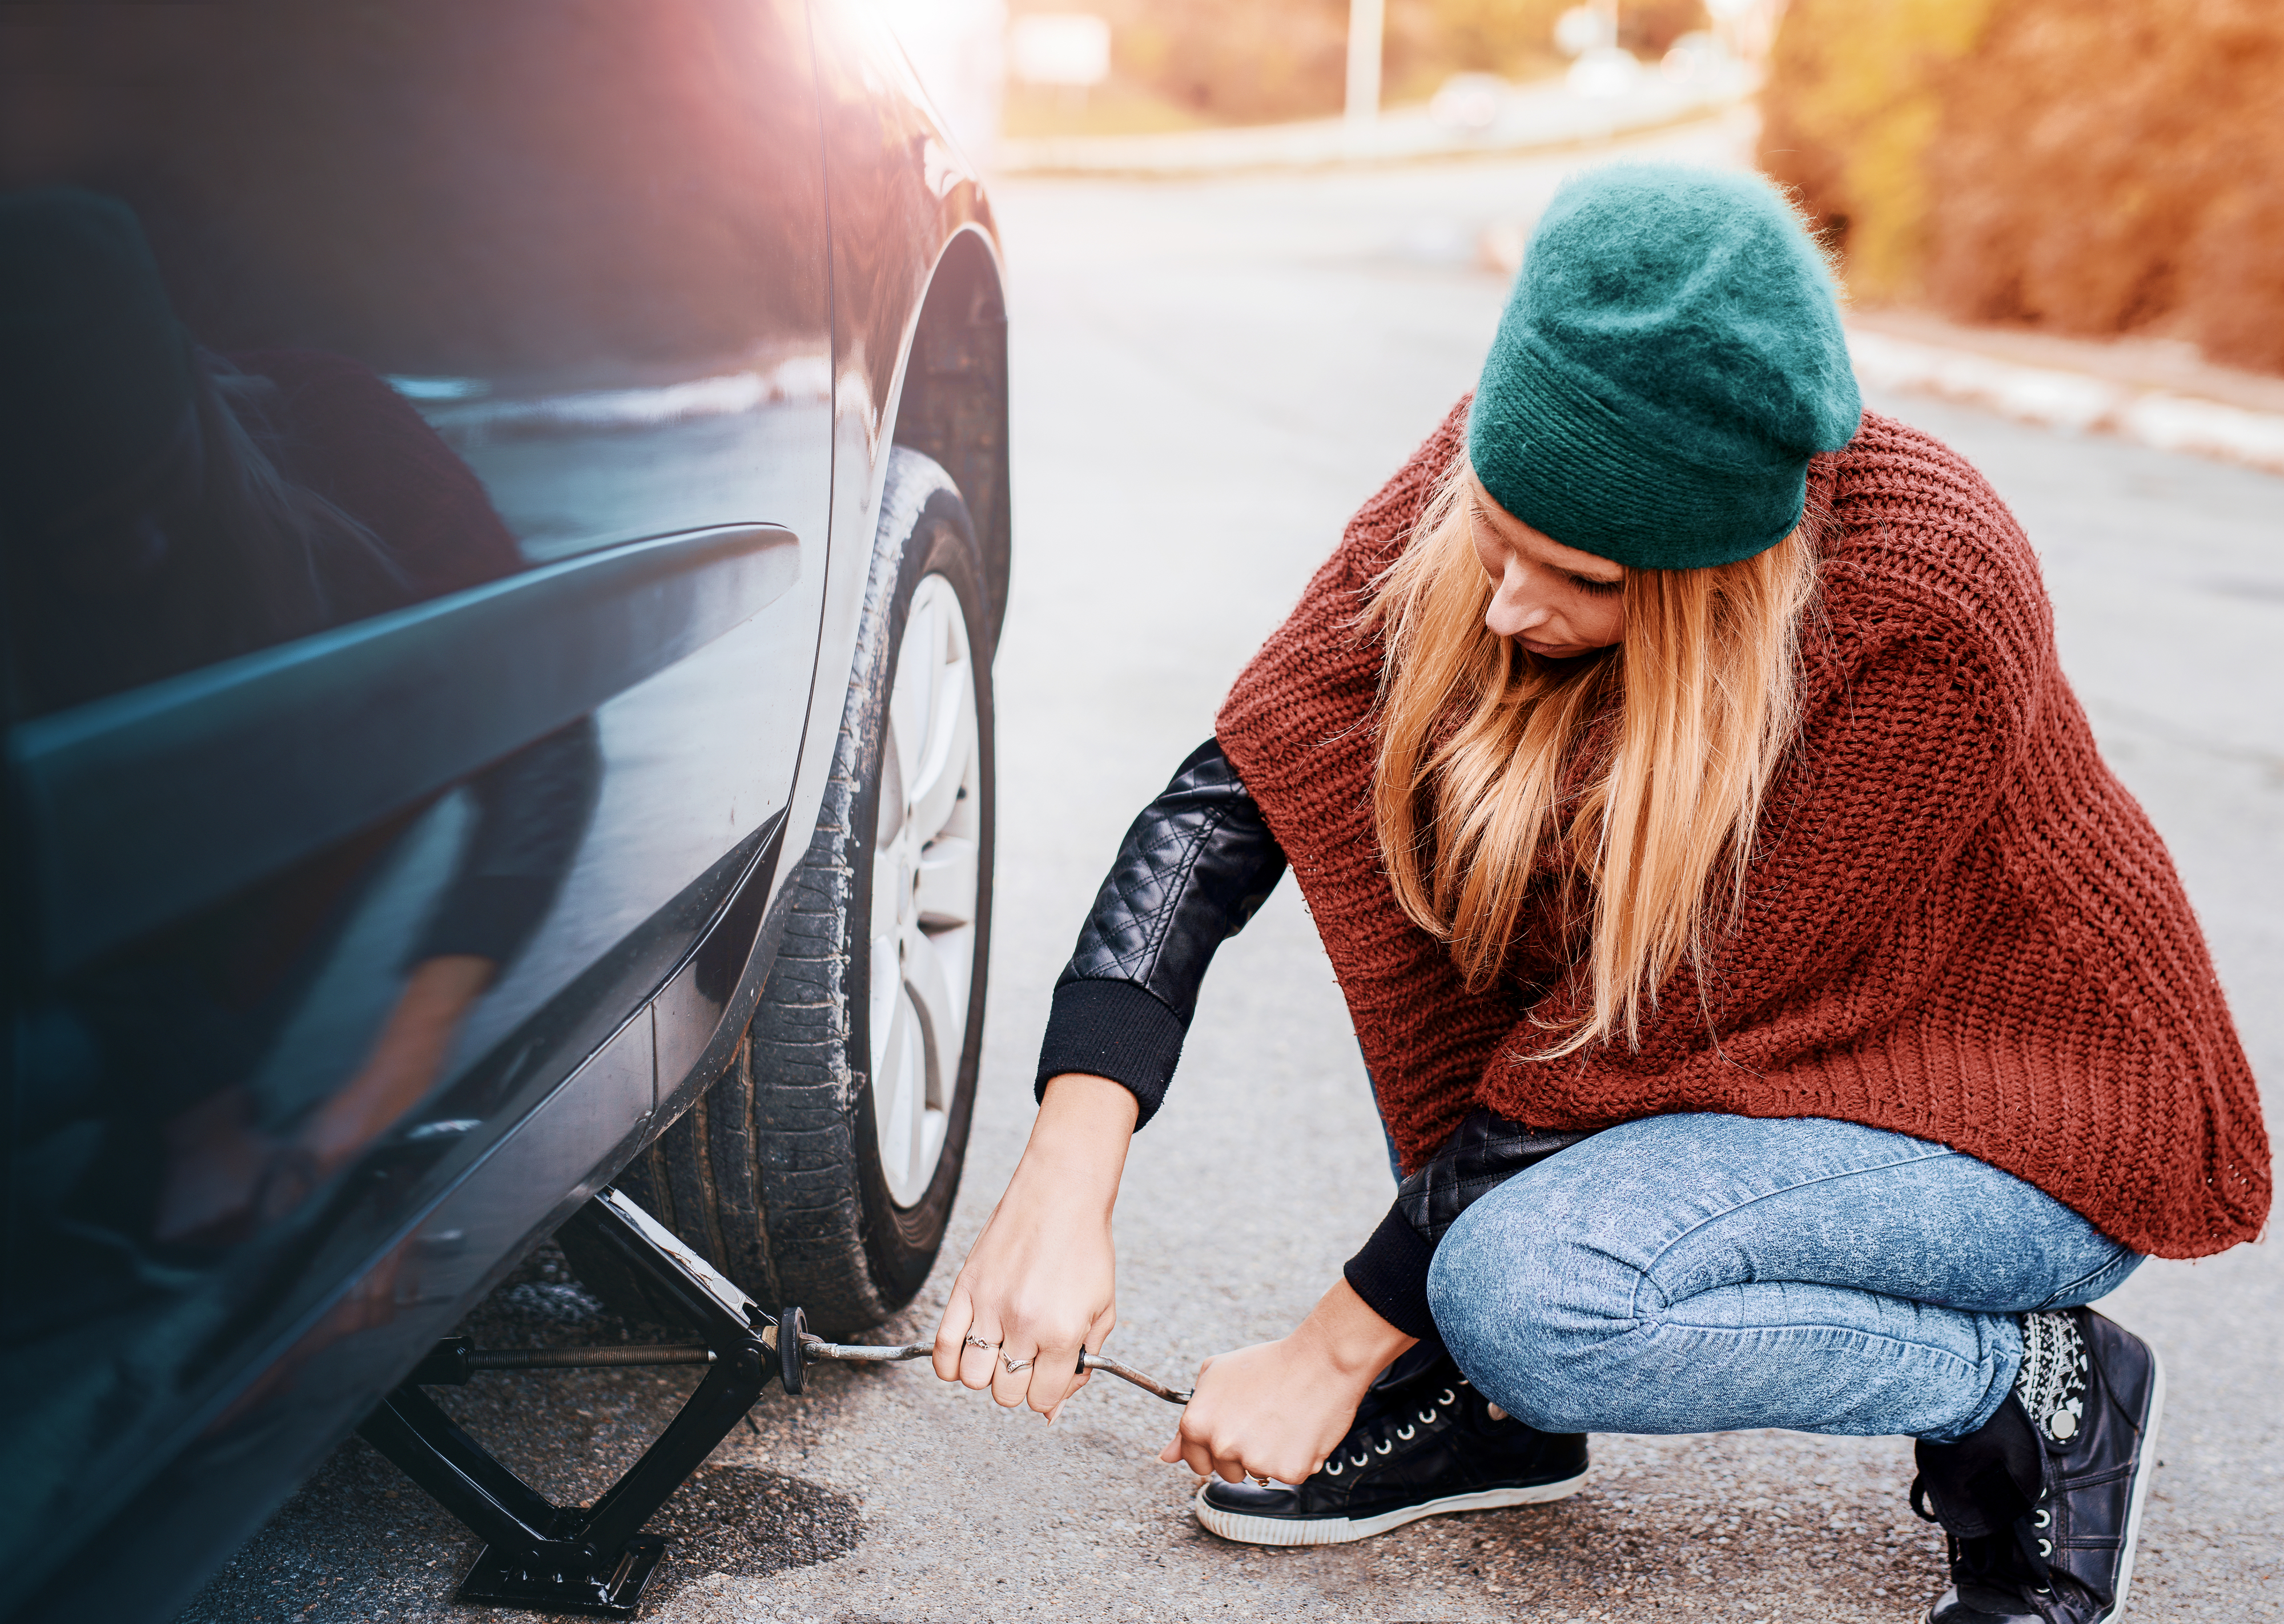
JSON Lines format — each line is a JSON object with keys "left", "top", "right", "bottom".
{"left": 359, "top": 1187, "right": 1185, "bottom": 1618}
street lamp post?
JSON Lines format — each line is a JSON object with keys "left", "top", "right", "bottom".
{"left": 1346, "top": 0, "right": 1384, "bottom": 133}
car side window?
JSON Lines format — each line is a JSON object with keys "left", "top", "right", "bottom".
{"left": 2, "top": 2, "right": 832, "bottom": 597}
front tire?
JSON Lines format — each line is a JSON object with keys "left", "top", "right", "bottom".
{"left": 614, "top": 449, "right": 994, "bottom": 1336}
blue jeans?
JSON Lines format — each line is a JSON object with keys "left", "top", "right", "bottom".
{"left": 1419, "top": 1113, "right": 2142, "bottom": 1443}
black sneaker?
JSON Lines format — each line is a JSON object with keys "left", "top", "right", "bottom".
{"left": 1191, "top": 1351, "right": 1588, "bottom": 1546}
{"left": 1912, "top": 1308, "right": 2165, "bottom": 1623}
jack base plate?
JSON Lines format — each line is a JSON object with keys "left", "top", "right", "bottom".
{"left": 456, "top": 1534, "right": 667, "bottom": 1618}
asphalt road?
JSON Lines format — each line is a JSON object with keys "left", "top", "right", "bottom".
{"left": 181, "top": 112, "right": 2283, "bottom": 1624}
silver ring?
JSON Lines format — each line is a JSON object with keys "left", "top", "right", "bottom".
{"left": 964, "top": 1332, "right": 999, "bottom": 1352}
{"left": 1002, "top": 1353, "right": 1035, "bottom": 1374}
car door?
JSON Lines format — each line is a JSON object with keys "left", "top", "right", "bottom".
{"left": 0, "top": 0, "right": 830, "bottom": 1601}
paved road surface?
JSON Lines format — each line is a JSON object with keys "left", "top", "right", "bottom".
{"left": 183, "top": 113, "right": 2282, "bottom": 1624}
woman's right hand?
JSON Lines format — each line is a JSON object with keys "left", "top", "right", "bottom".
{"left": 932, "top": 1071, "right": 1138, "bottom": 1420}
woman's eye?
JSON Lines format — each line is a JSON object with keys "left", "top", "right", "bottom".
{"left": 1570, "top": 574, "right": 1622, "bottom": 597}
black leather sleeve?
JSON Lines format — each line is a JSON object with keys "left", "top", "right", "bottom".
{"left": 1035, "top": 737, "right": 1288, "bottom": 1127}
{"left": 1341, "top": 1110, "right": 1593, "bottom": 1339}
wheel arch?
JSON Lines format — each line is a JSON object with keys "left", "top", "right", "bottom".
{"left": 882, "top": 224, "right": 1010, "bottom": 648}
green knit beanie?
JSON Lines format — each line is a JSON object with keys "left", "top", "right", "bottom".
{"left": 1467, "top": 163, "right": 1861, "bottom": 571}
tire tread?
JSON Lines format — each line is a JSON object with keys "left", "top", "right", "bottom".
{"left": 592, "top": 450, "right": 991, "bottom": 1339}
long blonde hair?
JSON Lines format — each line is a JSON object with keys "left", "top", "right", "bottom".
{"left": 1366, "top": 459, "right": 1819, "bottom": 1053}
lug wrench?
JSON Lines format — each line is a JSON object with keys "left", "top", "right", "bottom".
{"left": 775, "top": 1308, "right": 1192, "bottom": 1403}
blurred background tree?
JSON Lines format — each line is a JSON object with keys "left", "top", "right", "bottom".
{"left": 1003, "top": 0, "right": 1344, "bottom": 131}
{"left": 1002, "top": 0, "right": 1711, "bottom": 132}
{"left": 1763, "top": 0, "right": 2284, "bottom": 373}
{"left": 1409, "top": 0, "right": 1706, "bottom": 86}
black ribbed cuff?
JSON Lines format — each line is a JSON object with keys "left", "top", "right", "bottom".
{"left": 1343, "top": 1200, "right": 1438, "bottom": 1340}
{"left": 1035, "top": 977, "right": 1188, "bottom": 1130}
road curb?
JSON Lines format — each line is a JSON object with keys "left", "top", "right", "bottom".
{"left": 998, "top": 83, "right": 1752, "bottom": 179}
{"left": 1848, "top": 329, "right": 2284, "bottom": 476}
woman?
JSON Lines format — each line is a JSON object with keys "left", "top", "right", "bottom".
{"left": 932, "top": 166, "right": 2269, "bottom": 1623}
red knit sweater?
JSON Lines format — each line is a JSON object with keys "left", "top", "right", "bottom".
{"left": 1216, "top": 400, "right": 2269, "bottom": 1260}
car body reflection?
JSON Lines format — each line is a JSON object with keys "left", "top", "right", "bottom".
{"left": 2, "top": 3, "right": 1006, "bottom": 1618}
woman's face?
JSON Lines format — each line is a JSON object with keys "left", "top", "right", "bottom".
{"left": 1467, "top": 475, "right": 1626, "bottom": 657}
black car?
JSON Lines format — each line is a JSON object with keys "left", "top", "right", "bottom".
{"left": 0, "top": 5, "right": 1007, "bottom": 1619}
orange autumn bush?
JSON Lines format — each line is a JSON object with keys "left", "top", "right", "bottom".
{"left": 1761, "top": 0, "right": 2284, "bottom": 374}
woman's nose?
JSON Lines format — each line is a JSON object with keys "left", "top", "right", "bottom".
{"left": 1487, "top": 562, "right": 1551, "bottom": 636}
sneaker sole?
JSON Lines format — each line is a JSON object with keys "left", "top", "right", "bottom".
{"left": 1191, "top": 1470, "right": 1590, "bottom": 1548}
{"left": 2103, "top": 1344, "right": 2166, "bottom": 1624}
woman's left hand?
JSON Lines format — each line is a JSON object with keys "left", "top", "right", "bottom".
{"left": 1160, "top": 1278, "right": 1417, "bottom": 1485}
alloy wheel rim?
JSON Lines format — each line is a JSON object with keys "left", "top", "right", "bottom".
{"left": 868, "top": 574, "right": 981, "bottom": 1208}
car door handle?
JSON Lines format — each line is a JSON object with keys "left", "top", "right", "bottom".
{"left": 9, "top": 523, "right": 801, "bottom": 977}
